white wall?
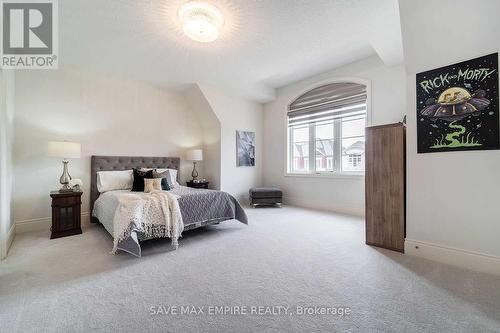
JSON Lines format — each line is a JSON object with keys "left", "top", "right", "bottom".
{"left": 400, "top": 0, "right": 500, "bottom": 273}
{"left": 0, "top": 70, "right": 15, "bottom": 258}
{"left": 13, "top": 66, "right": 204, "bottom": 230}
{"left": 199, "top": 84, "right": 263, "bottom": 203}
{"left": 183, "top": 85, "right": 221, "bottom": 190}
{"left": 262, "top": 56, "right": 406, "bottom": 215}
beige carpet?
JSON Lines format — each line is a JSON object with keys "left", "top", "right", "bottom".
{"left": 1, "top": 206, "right": 500, "bottom": 332}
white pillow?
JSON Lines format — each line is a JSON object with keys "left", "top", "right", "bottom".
{"left": 97, "top": 170, "right": 133, "bottom": 193}
{"left": 157, "top": 168, "right": 179, "bottom": 187}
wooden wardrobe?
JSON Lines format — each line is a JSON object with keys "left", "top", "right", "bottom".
{"left": 365, "top": 122, "right": 406, "bottom": 253}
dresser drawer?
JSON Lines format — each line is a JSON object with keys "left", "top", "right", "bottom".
{"left": 52, "top": 195, "right": 81, "bottom": 207}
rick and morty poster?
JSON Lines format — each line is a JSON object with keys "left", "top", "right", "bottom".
{"left": 416, "top": 53, "right": 499, "bottom": 153}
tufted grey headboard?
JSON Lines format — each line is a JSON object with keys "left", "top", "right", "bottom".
{"left": 90, "top": 156, "right": 180, "bottom": 220}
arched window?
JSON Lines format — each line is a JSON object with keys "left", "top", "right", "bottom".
{"left": 287, "top": 81, "right": 368, "bottom": 175}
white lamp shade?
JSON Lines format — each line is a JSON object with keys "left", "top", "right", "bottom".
{"left": 48, "top": 141, "right": 81, "bottom": 159}
{"left": 186, "top": 149, "right": 203, "bottom": 161}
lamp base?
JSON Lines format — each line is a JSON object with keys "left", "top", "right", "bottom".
{"left": 191, "top": 161, "right": 199, "bottom": 180}
{"left": 59, "top": 184, "right": 74, "bottom": 193}
{"left": 59, "top": 160, "right": 73, "bottom": 193}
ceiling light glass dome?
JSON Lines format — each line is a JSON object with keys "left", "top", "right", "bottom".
{"left": 178, "top": 1, "right": 224, "bottom": 43}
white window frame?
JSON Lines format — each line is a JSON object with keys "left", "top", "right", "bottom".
{"left": 284, "top": 78, "right": 371, "bottom": 179}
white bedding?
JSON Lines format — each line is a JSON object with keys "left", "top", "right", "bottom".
{"left": 93, "top": 189, "right": 132, "bottom": 235}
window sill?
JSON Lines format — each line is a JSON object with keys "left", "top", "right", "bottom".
{"left": 284, "top": 172, "right": 365, "bottom": 180}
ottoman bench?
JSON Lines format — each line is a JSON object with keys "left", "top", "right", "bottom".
{"left": 249, "top": 187, "right": 282, "bottom": 207}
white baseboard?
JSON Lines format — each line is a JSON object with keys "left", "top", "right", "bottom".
{"left": 16, "top": 212, "right": 90, "bottom": 234}
{"left": 285, "top": 196, "right": 365, "bottom": 217}
{"left": 6, "top": 223, "right": 15, "bottom": 254}
{"left": 405, "top": 239, "right": 500, "bottom": 276}
{"left": 0, "top": 223, "right": 16, "bottom": 260}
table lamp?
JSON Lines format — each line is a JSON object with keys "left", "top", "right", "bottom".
{"left": 48, "top": 141, "right": 81, "bottom": 192}
{"left": 186, "top": 149, "right": 203, "bottom": 180}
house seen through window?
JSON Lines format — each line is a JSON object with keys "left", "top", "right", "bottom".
{"left": 287, "top": 82, "right": 367, "bottom": 175}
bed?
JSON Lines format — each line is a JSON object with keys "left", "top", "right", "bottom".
{"left": 90, "top": 156, "right": 248, "bottom": 256}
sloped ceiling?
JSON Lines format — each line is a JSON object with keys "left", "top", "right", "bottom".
{"left": 59, "top": 0, "right": 403, "bottom": 102}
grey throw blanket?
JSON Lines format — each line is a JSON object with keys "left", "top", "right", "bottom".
{"left": 174, "top": 187, "right": 248, "bottom": 226}
{"left": 116, "top": 187, "right": 247, "bottom": 256}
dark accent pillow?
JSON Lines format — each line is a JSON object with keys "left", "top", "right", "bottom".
{"left": 132, "top": 168, "right": 153, "bottom": 192}
{"left": 153, "top": 169, "right": 171, "bottom": 191}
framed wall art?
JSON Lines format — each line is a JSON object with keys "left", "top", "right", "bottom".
{"left": 416, "top": 53, "right": 499, "bottom": 153}
{"left": 236, "top": 130, "right": 255, "bottom": 167}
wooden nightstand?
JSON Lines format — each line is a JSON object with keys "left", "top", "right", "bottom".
{"left": 186, "top": 181, "right": 209, "bottom": 189}
{"left": 50, "top": 191, "right": 83, "bottom": 239}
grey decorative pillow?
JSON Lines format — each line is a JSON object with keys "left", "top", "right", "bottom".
{"left": 153, "top": 170, "right": 171, "bottom": 191}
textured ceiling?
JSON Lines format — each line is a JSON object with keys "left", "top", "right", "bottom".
{"left": 60, "top": 0, "right": 403, "bottom": 102}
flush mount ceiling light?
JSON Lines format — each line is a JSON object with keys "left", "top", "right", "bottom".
{"left": 178, "top": 1, "right": 224, "bottom": 43}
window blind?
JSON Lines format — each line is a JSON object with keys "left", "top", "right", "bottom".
{"left": 288, "top": 82, "right": 367, "bottom": 126}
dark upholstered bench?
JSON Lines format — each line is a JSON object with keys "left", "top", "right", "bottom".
{"left": 249, "top": 187, "right": 282, "bottom": 207}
